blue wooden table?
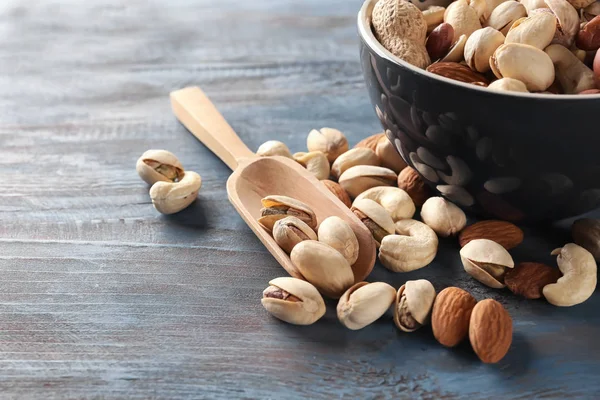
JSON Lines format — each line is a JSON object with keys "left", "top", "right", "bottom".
{"left": 0, "top": 0, "right": 598, "bottom": 398}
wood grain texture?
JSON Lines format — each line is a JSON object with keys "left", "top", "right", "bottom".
{"left": 0, "top": 0, "right": 599, "bottom": 398}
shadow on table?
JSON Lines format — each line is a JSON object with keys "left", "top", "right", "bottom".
{"left": 163, "top": 198, "right": 209, "bottom": 228}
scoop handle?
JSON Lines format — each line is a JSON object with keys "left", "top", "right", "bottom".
{"left": 170, "top": 86, "right": 255, "bottom": 170}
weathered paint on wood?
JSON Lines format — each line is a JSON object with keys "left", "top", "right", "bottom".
{"left": 0, "top": 0, "right": 599, "bottom": 398}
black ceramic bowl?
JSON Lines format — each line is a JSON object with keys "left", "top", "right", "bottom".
{"left": 358, "top": 0, "right": 600, "bottom": 222}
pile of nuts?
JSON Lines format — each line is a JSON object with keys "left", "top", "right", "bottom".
{"left": 136, "top": 149, "right": 202, "bottom": 214}
{"left": 256, "top": 128, "right": 599, "bottom": 363}
{"left": 371, "top": 0, "right": 600, "bottom": 94}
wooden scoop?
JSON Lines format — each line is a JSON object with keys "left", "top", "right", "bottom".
{"left": 170, "top": 86, "right": 376, "bottom": 282}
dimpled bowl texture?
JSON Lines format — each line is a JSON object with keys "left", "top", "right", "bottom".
{"left": 358, "top": 0, "right": 600, "bottom": 222}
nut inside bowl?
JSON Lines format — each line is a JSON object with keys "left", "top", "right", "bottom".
{"left": 357, "top": 0, "right": 600, "bottom": 221}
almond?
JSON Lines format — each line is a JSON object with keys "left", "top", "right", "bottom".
{"left": 469, "top": 299, "right": 512, "bottom": 364}
{"left": 397, "top": 167, "right": 432, "bottom": 207}
{"left": 431, "top": 287, "right": 477, "bottom": 347}
{"left": 354, "top": 133, "right": 385, "bottom": 152}
{"left": 458, "top": 220, "right": 524, "bottom": 249}
{"left": 322, "top": 180, "right": 352, "bottom": 208}
{"left": 426, "top": 62, "right": 490, "bottom": 86}
{"left": 504, "top": 262, "right": 562, "bottom": 299}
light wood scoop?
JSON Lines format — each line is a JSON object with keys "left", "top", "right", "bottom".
{"left": 170, "top": 86, "right": 376, "bottom": 282}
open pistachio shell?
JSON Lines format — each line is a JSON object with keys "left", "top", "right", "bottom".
{"left": 258, "top": 195, "right": 317, "bottom": 232}
{"left": 460, "top": 239, "right": 515, "bottom": 288}
{"left": 337, "top": 282, "right": 396, "bottom": 330}
{"left": 394, "top": 279, "right": 437, "bottom": 332}
{"left": 261, "top": 277, "right": 326, "bottom": 325}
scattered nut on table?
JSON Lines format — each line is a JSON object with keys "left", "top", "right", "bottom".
{"left": 136, "top": 149, "right": 184, "bottom": 185}
{"left": 338, "top": 165, "right": 397, "bottom": 199}
{"left": 322, "top": 180, "right": 352, "bottom": 207}
{"left": 307, "top": 128, "right": 348, "bottom": 163}
{"left": 458, "top": 220, "right": 524, "bottom": 249}
{"left": 149, "top": 170, "right": 202, "bottom": 215}
{"left": 258, "top": 195, "right": 317, "bottom": 232}
{"left": 318, "top": 216, "right": 360, "bottom": 265}
{"left": 460, "top": 238, "right": 515, "bottom": 288}
{"left": 504, "top": 262, "right": 562, "bottom": 299}
{"left": 293, "top": 151, "right": 330, "bottom": 180}
{"left": 337, "top": 282, "right": 396, "bottom": 330}
{"left": 256, "top": 140, "right": 293, "bottom": 158}
{"left": 331, "top": 147, "right": 380, "bottom": 179}
{"left": 261, "top": 277, "right": 326, "bottom": 325}
{"left": 469, "top": 299, "right": 513, "bottom": 363}
{"left": 431, "top": 287, "right": 477, "bottom": 347}
{"left": 379, "top": 219, "right": 438, "bottom": 272}
{"left": 394, "top": 279, "right": 436, "bottom": 332}
{"left": 290, "top": 240, "right": 355, "bottom": 299}
{"left": 273, "top": 216, "right": 318, "bottom": 254}
{"left": 543, "top": 243, "right": 597, "bottom": 306}
{"left": 397, "top": 166, "right": 432, "bottom": 207}
{"left": 354, "top": 186, "right": 415, "bottom": 222}
{"left": 351, "top": 198, "right": 395, "bottom": 246}
{"left": 375, "top": 135, "right": 407, "bottom": 173}
{"left": 420, "top": 197, "right": 467, "bottom": 237}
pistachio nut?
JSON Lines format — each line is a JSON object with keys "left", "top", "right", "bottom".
{"left": 520, "top": 0, "right": 549, "bottom": 14}
{"left": 351, "top": 198, "right": 395, "bottom": 246}
{"left": 379, "top": 219, "right": 439, "bottom": 272}
{"left": 293, "top": 151, "right": 330, "bottom": 181}
{"left": 441, "top": 34, "right": 468, "bottom": 62}
{"left": 306, "top": 128, "right": 349, "bottom": 163}
{"left": 136, "top": 149, "right": 184, "bottom": 185}
{"left": 460, "top": 238, "right": 515, "bottom": 288}
{"left": 505, "top": 13, "right": 557, "bottom": 49}
{"left": 444, "top": 0, "right": 482, "bottom": 41}
{"left": 337, "top": 282, "right": 396, "bottom": 330}
{"left": 464, "top": 27, "right": 506, "bottom": 73}
{"left": 420, "top": 197, "right": 467, "bottom": 237}
{"left": 486, "top": 1, "right": 527, "bottom": 35}
{"left": 273, "top": 216, "right": 318, "bottom": 254}
{"left": 375, "top": 135, "right": 408, "bottom": 173}
{"left": 394, "top": 279, "right": 436, "bottom": 332}
{"left": 256, "top": 140, "right": 293, "bottom": 158}
{"left": 490, "top": 43, "right": 555, "bottom": 91}
{"left": 545, "top": 44, "right": 597, "bottom": 94}
{"left": 290, "top": 240, "right": 355, "bottom": 299}
{"left": 543, "top": 244, "right": 597, "bottom": 307}
{"left": 354, "top": 186, "right": 416, "bottom": 222}
{"left": 424, "top": 6, "right": 446, "bottom": 33}
{"left": 470, "top": 0, "right": 489, "bottom": 24}
{"left": 338, "top": 165, "right": 397, "bottom": 199}
{"left": 567, "top": 0, "right": 596, "bottom": 9}
{"left": 261, "top": 277, "right": 326, "bottom": 325}
{"left": 317, "top": 216, "right": 360, "bottom": 265}
{"left": 258, "top": 195, "right": 317, "bottom": 232}
{"left": 487, "top": 77, "right": 529, "bottom": 92}
{"left": 149, "top": 171, "right": 201, "bottom": 215}
{"left": 331, "top": 147, "right": 380, "bottom": 179}
{"left": 531, "top": 0, "right": 579, "bottom": 48}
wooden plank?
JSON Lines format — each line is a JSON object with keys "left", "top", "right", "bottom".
{"left": 0, "top": 0, "right": 599, "bottom": 398}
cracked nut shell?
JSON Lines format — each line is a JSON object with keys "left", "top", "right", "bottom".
{"left": 137, "top": 149, "right": 184, "bottom": 185}
{"left": 258, "top": 195, "right": 317, "bottom": 232}
{"left": 337, "top": 281, "right": 396, "bottom": 330}
{"left": 460, "top": 239, "right": 515, "bottom": 288}
{"left": 261, "top": 277, "right": 326, "bottom": 325}
{"left": 394, "top": 279, "right": 436, "bottom": 332}
{"left": 273, "top": 216, "right": 318, "bottom": 254}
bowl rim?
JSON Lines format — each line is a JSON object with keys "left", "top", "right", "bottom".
{"left": 357, "top": 0, "right": 600, "bottom": 100}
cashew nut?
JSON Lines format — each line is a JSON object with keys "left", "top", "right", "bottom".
{"left": 545, "top": 44, "right": 597, "bottom": 94}
{"left": 543, "top": 244, "right": 597, "bottom": 307}
{"left": 379, "top": 219, "right": 439, "bottom": 272}
{"left": 149, "top": 171, "right": 202, "bottom": 215}
{"left": 354, "top": 186, "right": 416, "bottom": 222}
